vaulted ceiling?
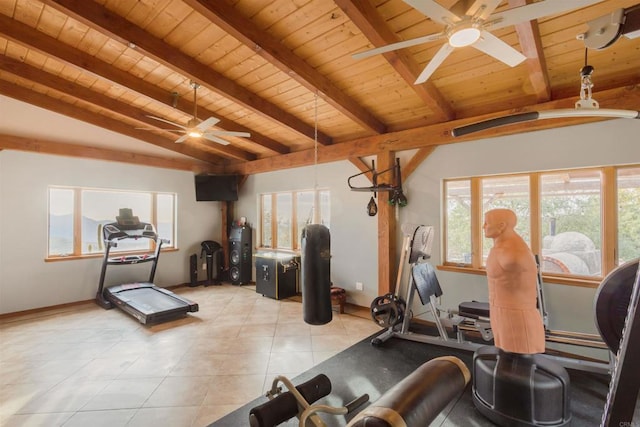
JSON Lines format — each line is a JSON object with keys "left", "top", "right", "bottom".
{"left": 1, "top": 0, "right": 639, "bottom": 174}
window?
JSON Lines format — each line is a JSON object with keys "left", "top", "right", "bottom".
{"left": 442, "top": 165, "right": 640, "bottom": 284}
{"left": 444, "top": 180, "right": 471, "bottom": 264}
{"left": 540, "top": 170, "right": 602, "bottom": 276}
{"left": 618, "top": 166, "right": 640, "bottom": 265}
{"left": 48, "top": 186, "right": 177, "bottom": 258}
{"left": 261, "top": 195, "right": 273, "bottom": 248}
{"left": 259, "top": 189, "right": 330, "bottom": 250}
{"left": 276, "top": 193, "right": 292, "bottom": 249}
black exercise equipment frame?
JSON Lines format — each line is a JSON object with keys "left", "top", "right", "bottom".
{"left": 95, "top": 221, "right": 198, "bottom": 324}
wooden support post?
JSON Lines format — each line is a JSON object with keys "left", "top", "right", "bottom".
{"left": 377, "top": 151, "right": 396, "bottom": 295}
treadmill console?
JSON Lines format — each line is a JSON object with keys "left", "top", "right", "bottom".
{"left": 103, "top": 208, "right": 158, "bottom": 242}
{"left": 103, "top": 222, "right": 157, "bottom": 241}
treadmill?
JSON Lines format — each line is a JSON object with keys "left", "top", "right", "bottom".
{"left": 95, "top": 209, "right": 198, "bottom": 324}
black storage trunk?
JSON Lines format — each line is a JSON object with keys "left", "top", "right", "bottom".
{"left": 472, "top": 345, "right": 571, "bottom": 427}
{"left": 255, "top": 252, "right": 300, "bottom": 300}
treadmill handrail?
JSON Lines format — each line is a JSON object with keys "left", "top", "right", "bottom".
{"left": 96, "top": 232, "right": 165, "bottom": 301}
{"left": 105, "top": 233, "right": 158, "bottom": 242}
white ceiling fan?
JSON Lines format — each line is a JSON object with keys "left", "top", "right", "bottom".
{"left": 353, "top": 0, "right": 605, "bottom": 84}
{"left": 143, "top": 81, "right": 250, "bottom": 145}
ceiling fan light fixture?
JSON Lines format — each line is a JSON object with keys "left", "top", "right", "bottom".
{"left": 188, "top": 129, "right": 203, "bottom": 138}
{"left": 448, "top": 24, "right": 481, "bottom": 47}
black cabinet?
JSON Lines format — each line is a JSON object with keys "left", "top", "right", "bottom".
{"left": 255, "top": 252, "right": 300, "bottom": 300}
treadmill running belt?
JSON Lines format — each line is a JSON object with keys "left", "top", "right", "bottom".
{"left": 105, "top": 283, "right": 199, "bottom": 324}
{"left": 116, "top": 287, "right": 190, "bottom": 314}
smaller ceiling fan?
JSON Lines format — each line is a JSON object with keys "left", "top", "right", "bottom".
{"left": 353, "top": 0, "right": 604, "bottom": 84}
{"left": 143, "top": 81, "right": 250, "bottom": 145}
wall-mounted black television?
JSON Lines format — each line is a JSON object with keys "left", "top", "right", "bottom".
{"left": 194, "top": 174, "right": 239, "bottom": 201}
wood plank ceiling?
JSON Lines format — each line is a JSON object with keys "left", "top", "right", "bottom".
{"left": 1, "top": 0, "right": 639, "bottom": 174}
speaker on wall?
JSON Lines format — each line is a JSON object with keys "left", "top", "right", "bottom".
{"left": 229, "top": 225, "right": 252, "bottom": 285}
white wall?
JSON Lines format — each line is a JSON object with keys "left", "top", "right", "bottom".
{"left": 0, "top": 151, "right": 221, "bottom": 314}
{"left": 234, "top": 160, "right": 380, "bottom": 308}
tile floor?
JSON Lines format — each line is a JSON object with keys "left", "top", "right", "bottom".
{"left": 0, "top": 284, "right": 381, "bottom": 427}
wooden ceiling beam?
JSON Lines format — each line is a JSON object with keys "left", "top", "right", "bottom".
{"left": 231, "top": 84, "right": 640, "bottom": 175}
{"left": 0, "top": 134, "right": 218, "bottom": 173}
{"left": 182, "top": 0, "right": 387, "bottom": 135}
{"left": 0, "top": 80, "right": 224, "bottom": 165}
{"left": 335, "top": 0, "right": 455, "bottom": 122}
{"left": 0, "top": 56, "right": 256, "bottom": 162}
{"left": 510, "top": 0, "right": 551, "bottom": 102}
{"left": 0, "top": 14, "right": 288, "bottom": 156}
{"left": 41, "top": 0, "right": 333, "bottom": 146}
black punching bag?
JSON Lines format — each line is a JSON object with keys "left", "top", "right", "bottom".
{"left": 301, "top": 224, "right": 332, "bottom": 325}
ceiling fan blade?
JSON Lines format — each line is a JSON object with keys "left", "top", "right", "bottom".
{"left": 353, "top": 33, "right": 445, "bottom": 60}
{"left": 487, "top": 0, "right": 605, "bottom": 31}
{"left": 203, "top": 134, "right": 231, "bottom": 145}
{"left": 147, "top": 115, "right": 187, "bottom": 130}
{"left": 135, "top": 127, "right": 186, "bottom": 134}
{"left": 465, "top": 0, "right": 502, "bottom": 20}
{"left": 404, "top": 0, "right": 462, "bottom": 25}
{"left": 414, "top": 43, "right": 454, "bottom": 84}
{"left": 473, "top": 30, "right": 526, "bottom": 67}
{"left": 195, "top": 116, "right": 221, "bottom": 131}
{"left": 175, "top": 134, "right": 188, "bottom": 143}
{"left": 209, "top": 131, "right": 251, "bottom": 138}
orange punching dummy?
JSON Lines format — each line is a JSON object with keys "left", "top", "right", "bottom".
{"left": 483, "top": 209, "right": 545, "bottom": 354}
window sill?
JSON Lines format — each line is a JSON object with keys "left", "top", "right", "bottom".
{"left": 255, "top": 248, "right": 300, "bottom": 256}
{"left": 437, "top": 264, "right": 601, "bottom": 288}
{"left": 45, "top": 247, "right": 179, "bottom": 262}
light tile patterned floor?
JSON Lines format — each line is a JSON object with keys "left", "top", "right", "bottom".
{"left": 0, "top": 285, "right": 381, "bottom": 427}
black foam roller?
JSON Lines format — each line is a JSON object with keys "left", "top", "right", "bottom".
{"left": 347, "top": 356, "right": 470, "bottom": 427}
{"left": 301, "top": 224, "right": 332, "bottom": 325}
{"left": 249, "top": 374, "right": 332, "bottom": 427}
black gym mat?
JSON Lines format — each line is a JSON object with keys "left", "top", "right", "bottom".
{"left": 208, "top": 328, "right": 613, "bottom": 427}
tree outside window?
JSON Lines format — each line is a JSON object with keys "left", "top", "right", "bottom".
{"left": 540, "top": 170, "right": 602, "bottom": 277}
{"left": 442, "top": 165, "right": 640, "bottom": 283}
{"left": 445, "top": 180, "right": 471, "bottom": 264}
{"left": 617, "top": 167, "right": 640, "bottom": 265}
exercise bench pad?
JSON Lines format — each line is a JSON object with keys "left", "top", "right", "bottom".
{"left": 411, "top": 263, "right": 443, "bottom": 305}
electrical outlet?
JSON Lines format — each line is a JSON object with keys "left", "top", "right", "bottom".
{"left": 356, "top": 281, "right": 364, "bottom": 291}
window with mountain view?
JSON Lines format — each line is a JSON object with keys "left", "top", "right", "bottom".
{"left": 48, "top": 187, "right": 176, "bottom": 258}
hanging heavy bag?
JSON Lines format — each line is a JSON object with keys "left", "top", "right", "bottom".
{"left": 301, "top": 224, "right": 332, "bottom": 325}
